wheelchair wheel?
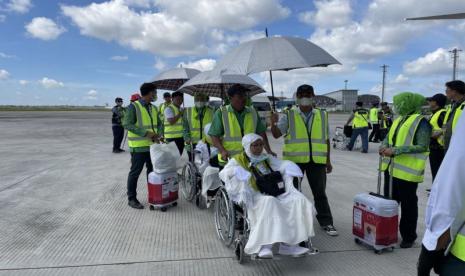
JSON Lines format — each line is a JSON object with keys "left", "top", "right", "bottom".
{"left": 214, "top": 187, "right": 235, "bottom": 247}
{"left": 180, "top": 162, "right": 197, "bottom": 202}
{"left": 235, "top": 241, "right": 245, "bottom": 264}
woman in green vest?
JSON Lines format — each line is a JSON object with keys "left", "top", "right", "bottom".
{"left": 379, "top": 92, "right": 431, "bottom": 249}
{"left": 219, "top": 133, "right": 315, "bottom": 259}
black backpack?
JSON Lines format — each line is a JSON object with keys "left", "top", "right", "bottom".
{"left": 247, "top": 157, "right": 286, "bottom": 197}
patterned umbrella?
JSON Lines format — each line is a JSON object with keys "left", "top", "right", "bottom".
{"left": 177, "top": 70, "right": 265, "bottom": 98}
{"left": 151, "top": 67, "right": 201, "bottom": 91}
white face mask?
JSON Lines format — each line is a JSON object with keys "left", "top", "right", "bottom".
{"left": 195, "top": 102, "right": 207, "bottom": 108}
{"left": 298, "top": 97, "right": 313, "bottom": 106}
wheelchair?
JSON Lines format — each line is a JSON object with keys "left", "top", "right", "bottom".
{"left": 213, "top": 178, "right": 319, "bottom": 264}
{"left": 332, "top": 126, "right": 362, "bottom": 150}
{"left": 179, "top": 143, "right": 208, "bottom": 208}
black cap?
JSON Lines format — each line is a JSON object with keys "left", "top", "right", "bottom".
{"left": 115, "top": 97, "right": 123, "bottom": 102}
{"left": 227, "top": 84, "right": 250, "bottom": 97}
{"left": 296, "top": 84, "right": 315, "bottom": 96}
{"left": 163, "top": 92, "right": 171, "bottom": 98}
{"left": 427, "top": 93, "right": 447, "bottom": 108}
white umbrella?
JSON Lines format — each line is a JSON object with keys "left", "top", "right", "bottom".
{"left": 177, "top": 70, "right": 265, "bottom": 98}
{"left": 151, "top": 67, "right": 201, "bottom": 91}
{"left": 212, "top": 35, "right": 341, "bottom": 109}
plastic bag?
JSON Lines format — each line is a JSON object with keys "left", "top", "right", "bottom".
{"left": 150, "top": 142, "right": 182, "bottom": 174}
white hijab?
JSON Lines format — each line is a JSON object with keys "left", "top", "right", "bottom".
{"left": 241, "top": 133, "right": 268, "bottom": 164}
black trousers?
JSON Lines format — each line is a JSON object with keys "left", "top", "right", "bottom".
{"left": 384, "top": 172, "right": 418, "bottom": 242}
{"left": 440, "top": 254, "right": 465, "bottom": 275}
{"left": 429, "top": 147, "right": 445, "bottom": 182}
{"left": 369, "top": 123, "right": 380, "bottom": 142}
{"left": 417, "top": 245, "right": 445, "bottom": 276}
{"left": 293, "top": 162, "right": 333, "bottom": 226}
{"left": 127, "top": 152, "right": 153, "bottom": 201}
{"left": 166, "top": 137, "right": 184, "bottom": 155}
{"left": 112, "top": 125, "right": 124, "bottom": 150}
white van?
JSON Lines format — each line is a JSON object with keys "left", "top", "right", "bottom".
{"left": 251, "top": 95, "right": 272, "bottom": 127}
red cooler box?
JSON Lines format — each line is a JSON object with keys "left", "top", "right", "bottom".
{"left": 148, "top": 171, "right": 178, "bottom": 212}
{"left": 353, "top": 192, "right": 398, "bottom": 253}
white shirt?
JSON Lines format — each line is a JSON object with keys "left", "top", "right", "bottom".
{"left": 422, "top": 113, "right": 465, "bottom": 251}
{"left": 164, "top": 105, "right": 181, "bottom": 120}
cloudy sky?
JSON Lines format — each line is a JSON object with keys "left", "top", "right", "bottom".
{"left": 1, "top": 0, "right": 465, "bottom": 106}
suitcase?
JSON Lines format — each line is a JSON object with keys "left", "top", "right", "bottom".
{"left": 147, "top": 171, "right": 178, "bottom": 212}
{"left": 353, "top": 157, "right": 398, "bottom": 254}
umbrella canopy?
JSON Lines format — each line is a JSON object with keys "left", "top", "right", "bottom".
{"left": 177, "top": 70, "right": 265, "bottom": 98}
{"left": 151, "top": 67, "right": 201, "bottom": 91}
{"left": 213, "top": 36, "right": 341, "bottom": 75}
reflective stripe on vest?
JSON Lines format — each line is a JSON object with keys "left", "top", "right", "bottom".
{"left": 163, "top": 104, "right": 184, "bottom": 138}
{"left": 353, "top": 109, "right": 369, "bottom": 128}
{"left": 429, "top": 109, "right": 446, "bottom": 146}
{"left": 381, "top": 114, "right": 428, "bottom": 182}
{"left": 127, "top": 101, "right": 158, "bottom": 148}
{"left": 444, "top": 102, "right": 464, "bottom": 132}
{"left": 370, "top": 108, "right": 379, "bottom": 123}
{"left": 218, "top": 106, "right": 257, "bottom": 163}
{"left": 187, "top": 107, "right": 213, "bottom": 144}
{"left": 283, "top": 107, "right": 328, "bottom": 164}
{"left": 451, "top": 226, "right": 465, "bottom": 262}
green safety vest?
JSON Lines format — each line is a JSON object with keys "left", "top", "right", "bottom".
{"left": 218, "top": 106, "right": 258, "bottom": 163}
{"left": 159, "top": 102, "right": 170, "bottom": 120}
{"left": 233, "top": 152, "right": 262, "bottom": 192}
{"left": 127, "top": 101, "right": 159, "bottom": 148}
{"left": 282, "top": 107, "right": 328, "bottom": 164}
{"left": 451, "top": 225, "right": 465, "bottom": 262}
{"left": 381, "top": 114, "right": 429, "bottom": 183}
{"left": 444, "top": 102, "right": 465, "bottom": 132}
{"left": 186, "top": 106, "right": 214, "bottom": 144}
{"left": 370, "top": 107, "right": 379, "bottom": 123}
{"left": 429, "top": 108, "right": 446, "bottom": 146}
{"left": 163, "top": 104, "right": 184, "bottom": 139}
{"left": 353, "top": 109, "right": 369, "bottom": 128}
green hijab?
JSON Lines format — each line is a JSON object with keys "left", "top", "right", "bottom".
{"left": 393, "top": 92, "right": 426, "bottom": 116}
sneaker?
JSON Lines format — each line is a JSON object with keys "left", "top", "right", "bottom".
{"left": 323, "top": 225, "right": 339, "bottom": 236}
{"left": 128, "top": 198, "right": 144, "bottom": 209}
{"left": 278, "top": 244, "right": 309, "bottom": 257}
{"left": 118, "top": 148, "right": 126, "bottom": 152}
{"left": 400, "top": 240, "right": 414, "bottom": 248}
{"left": 258, "top": 245, "right": 273, "bottom": 259}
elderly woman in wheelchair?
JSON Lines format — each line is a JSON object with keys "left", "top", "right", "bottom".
{"left": 217, "top": 133, "right": 317, "bottom": 261}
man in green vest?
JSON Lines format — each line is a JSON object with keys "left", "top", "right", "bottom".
{"left": 123, "top": 83, "right": 162, "bottom": 209}
{"left": 426, "top": 93, "right": 447, "bottom": 182}
{"left": 417, "top": 111, "right": 465, "bottom": 276}
{"left": 443, "top": 80, "right": 465, "bottom": 152}
{"left": 208, "top": 84, "right": 274, "bottom": 167}
{"left": 270, "top": 84, "right": 338, "bottom": 237}
{"left": 158, "top": 92, "right": 171, "bottom": 121}
{"left": 183, "top": 93, "right": 214, "bottom": 156}
{"left": 345, "top": 101, "right": 370, "bottom": 153}
{"left": 164, "top": 91, "right": 185, "bottom": 155}
{"left": 368, "top": 102, "right": 381, "bottom": 143}
{"left": 379, "top": 92, "right": 431, "bottom": 248}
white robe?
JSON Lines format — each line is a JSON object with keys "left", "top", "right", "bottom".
{"left": 219, "top": 156, "right": 315, "bottom": 254}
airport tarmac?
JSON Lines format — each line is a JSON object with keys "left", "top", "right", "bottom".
{"left": 0, "top": 111, "right": 432, "bottom": 276}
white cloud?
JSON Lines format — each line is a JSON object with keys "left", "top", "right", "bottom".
{"left": 110, "top": 55, "right": 128, "bottom": 61}
{"left": 61, "top": 0, "right": 289, "bottom": 57}
{"left": 299, "top": 0, "right": 351, "bottom": 28}
{"left": 84, "top": 89, "right": 98, "bottom": 100}
{"left": 154, "top": 59, "right": 166, "bottom": 70}
{"left": 19, "top": 80, "right": 29, "bottom": 85}
{"left": 40, "top": 77, "right": 64, "bottom": 89}
{"left": 0, "top": 52, "right": 15, "bottom": 58}
{"left": 6, "top": 0, "right": 32, "bottom": 14}
{"left": 25, "top": 17, "right": 66, "bottom": 40}
{"left": 0, "top": 69, "right": 10, "bottom": 80}
{"left": 178, "top": 59, "right": 217, "bottom": 71}
{"left": 393, "top": 74, "right": 409, "bottom": 84}
{"left": 404, "top": 48, "right": 452, "bottom": 76}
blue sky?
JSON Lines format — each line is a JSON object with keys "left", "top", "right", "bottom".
{"left": 0, "top": 0, "right": 465, "bottom": 106}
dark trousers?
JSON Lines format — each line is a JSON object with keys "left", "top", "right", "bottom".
{"left": 127, "top": 152, "right": 153, "bottom": 201}
{"left": 166, "top": 137, "right": 184, "bottom": 155}
{"left": 440, "top": 254, "right": 465, "bottom": 275}
{"left": 379, "top": 128, "right": 388, "bottom": 141}
{"left": 369, "top": 123, "right": 380, "bottom": 142}
{"left": 348, "top": 127, "right": 369, "bottom": 152}
{"left": 417, "top": 245, "right": 445, "bottom": 276}
{"left": 112, "top": 125, "right": 124, "bottom": 150}
{"left": 429, "top": 147, "right": 445, "bottom": 182}
{"left": 293, "top": 162, "right": 333, "bottom": 226}
{"left": 384, "top": 172, "right": 418, "bottom": 242}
